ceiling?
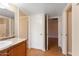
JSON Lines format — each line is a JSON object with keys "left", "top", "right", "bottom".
{"left": 16, "top": 3, "right": 67, "bottom": 17}
{"left": 0, "top": 8, "right": 14, "bottom": 19}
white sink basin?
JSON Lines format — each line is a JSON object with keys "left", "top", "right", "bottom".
{"left": 0, "top": 40, "right": 12, "bottom": 50}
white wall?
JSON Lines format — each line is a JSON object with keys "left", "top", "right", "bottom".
{"left": 72, "top": 4, "right": 79, "bottom": 56}
{"left": 19, "top": 16, "right": 28, "bottom": 39}
{"left": 29, "top": 14, "right": 45, "bottom": 51}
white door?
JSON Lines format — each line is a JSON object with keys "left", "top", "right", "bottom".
{"left": 29, "top": 14, "right": 45, "bottom": 51}
{"left": 62, "top": 11, "right": 67, "bottom": 55}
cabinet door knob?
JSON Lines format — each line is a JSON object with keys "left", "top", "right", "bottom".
{"left": 40, "top": 33, "right": 42, "bottom": 35}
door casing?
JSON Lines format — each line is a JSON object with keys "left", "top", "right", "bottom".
{"left": 62, "top": 4, "right": 72, "bottom": 55}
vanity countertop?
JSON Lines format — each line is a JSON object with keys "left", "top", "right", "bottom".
{"left": 0, "top": 38, "right": 26, "bottom": 51}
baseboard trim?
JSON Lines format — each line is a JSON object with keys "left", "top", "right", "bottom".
{"left": 58, "top": 46, "right": 67, "bottom": 56}
{"left": 68, "top": 52, "right": 72, "bottom": 56}
{"left": 58, "top": 46, "right": 62, "bottom": 53}
{"left": 28, "top": 47, "right": 45, "bottom": 52}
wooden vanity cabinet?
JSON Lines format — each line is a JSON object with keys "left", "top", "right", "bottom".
{"left": 0, "top": 41, "right": 26, "bottom": 56}
{"left": 0, "top": 49, "right": 9, "bottom": 56}
{"left": 8, "top": 41, "right": 26, "bottom": 56}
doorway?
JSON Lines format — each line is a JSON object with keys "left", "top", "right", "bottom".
{"left": 45, "top": 17, "right": 63, "bottom": 55}
{"left": 45, "top": 17, "right": 59, "bottom": 50}
{"left": 48, "top": 18, "right": 58, "bottom": 50}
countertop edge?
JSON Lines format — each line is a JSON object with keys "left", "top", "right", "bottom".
{"left": 0, "top": 38, "right": 27, "bottom": 52}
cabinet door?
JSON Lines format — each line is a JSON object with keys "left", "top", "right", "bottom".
{"left": 9, "top": 41, "right": 26, "bottom": 56}
{"left": 0, "top": 49, "right": 9, "bottom": 56}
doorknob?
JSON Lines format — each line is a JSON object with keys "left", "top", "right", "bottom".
{"left": 40, "top": 33, "right": 42, "bottom": 35}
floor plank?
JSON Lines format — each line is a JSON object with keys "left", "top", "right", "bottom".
{"left": 27, "top": 38, "right": 64, "bottom": 56}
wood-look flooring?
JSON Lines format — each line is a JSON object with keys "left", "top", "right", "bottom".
{"left": 27, "top": 38, "right": 64, "bottom": 56}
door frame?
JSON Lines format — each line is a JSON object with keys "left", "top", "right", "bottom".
{"left": 62, "top": 4, "right": 72, "bottom": 55}
{"left": 45, "top": 16, "right": 59, "bottom": 51}
{"left": 27, "top": 16, "right": 31, "bottom": 49}
{"left": 66, "top": 4, "right": 72, "bottom": 55}
{"left": 45, "top": 14, "right": 48, "bottom": 51}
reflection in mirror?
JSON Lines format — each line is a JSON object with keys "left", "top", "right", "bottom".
{"left": 0, "top": 7, "right": 15, "bottom": 40}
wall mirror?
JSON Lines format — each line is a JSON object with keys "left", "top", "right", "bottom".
{"left": 0, "top": 5, "right": 15, "bottom": 40}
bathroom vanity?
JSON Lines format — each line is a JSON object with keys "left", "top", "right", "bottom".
{"left": 0, "top": 4, "right": 27, "bottom": 56}
{"left": 0, "top": 38, "right": 27, "bottom": 56}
